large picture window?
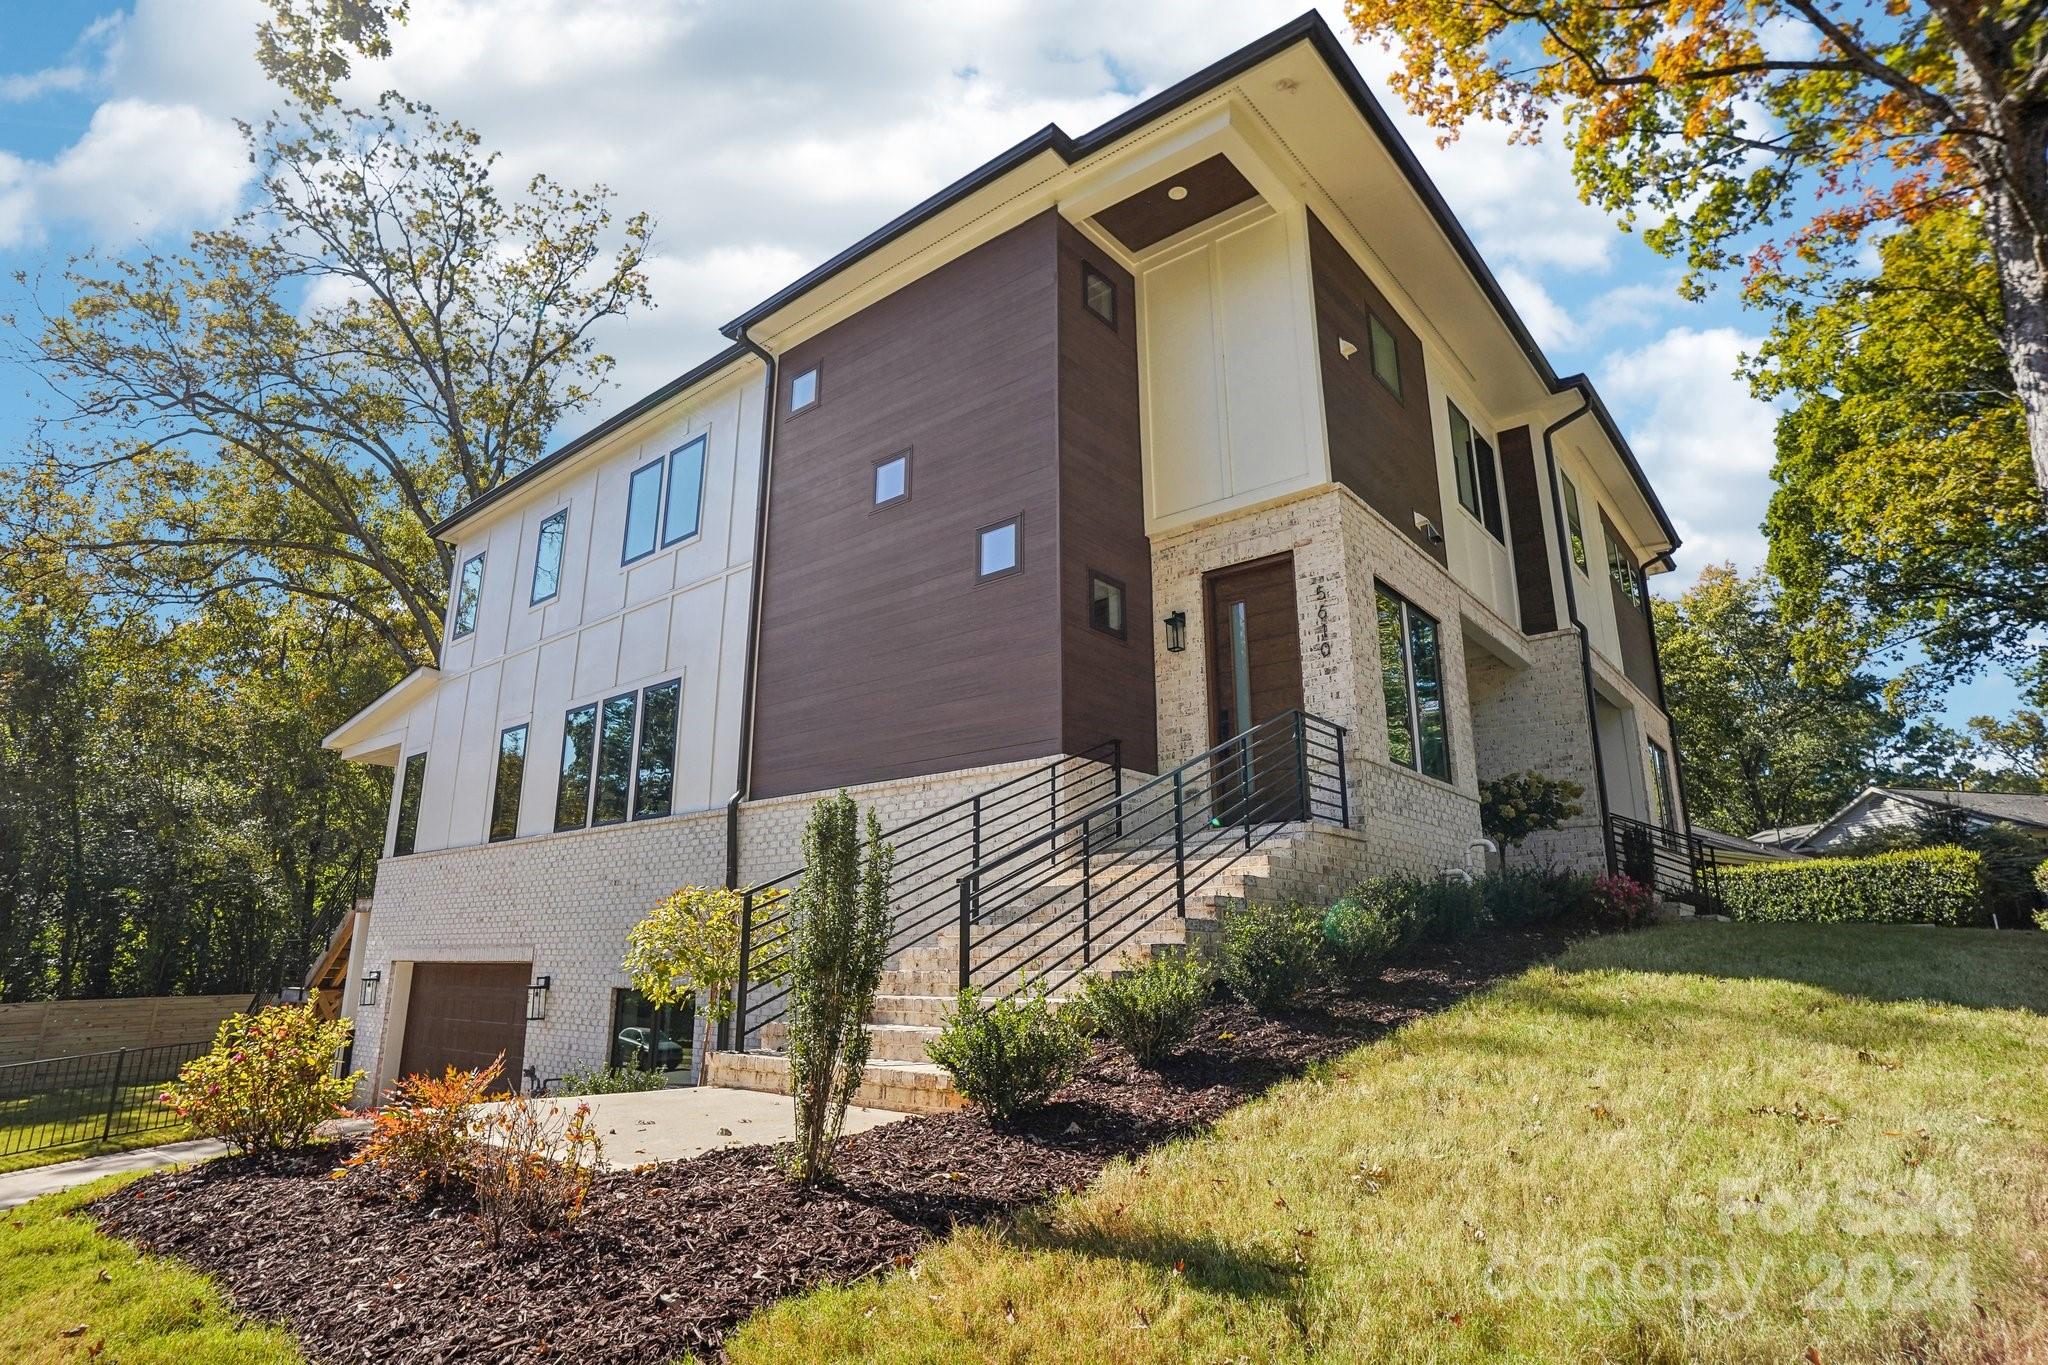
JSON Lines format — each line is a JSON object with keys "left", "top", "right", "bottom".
{"left": 554, "top": 703, "right": 597, "bottom": 831}
{"left": 592, "top": 692, "right": 637, "bottom": 826}
{"left": 489, "top": 724, "right": 526, "bottom": 842}
{"left": 1446, "top": 401, "right": 1503, "bottom": 540}
{"left": 634, "top": 679, "right": 680, "bottom": 819}
{"left": 451, "top": 553, "right": 485, "bottom": 638}
{"left": 531, "top": 509, "right": 566, "bottom": 605}
{"left": 393, "top": 752, "right": 428, "bottom": 856}
{"left": 610, "top": 988, "right": 694, "bottom": 1082}
{"left": 662, "top": 436, "right": 707, "bottom": 547}
{"left": 1375, "top": 585, "right": 1451, "bottom": 782}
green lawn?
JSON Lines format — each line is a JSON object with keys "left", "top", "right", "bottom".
{"left": 728, "top": 923, "right": 2048, "bottom": 1363}
{"left": 0, "top": 1175, "right": 302, "bottom": 1365}
{"left": 0, "top": 1087, "right": 190, "bottom": 1174}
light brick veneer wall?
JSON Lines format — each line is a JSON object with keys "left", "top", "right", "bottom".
{"left": 352, "top": 755, "right": 1108, "bottom": 1101}
{"left": 1149, "top": 485, "right": 1490, "bottom": 882}
{"left": 1466, "top": 630, "right": 1609, "bottom": 872}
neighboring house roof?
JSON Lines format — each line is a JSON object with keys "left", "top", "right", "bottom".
{"left": 430, "top": 11, "right": 1677, "bottom": 555}
{"left": 1882, "top": 788, "right": 2048, "bottom": 829}
{"left": 1692, "top": 825, "right": 1805, "bottom": 862}
{"left": 1747, "top": 823, "right": 1819, "bottom": 849}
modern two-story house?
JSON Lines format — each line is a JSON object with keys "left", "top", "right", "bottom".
{"left": 322, "top": 12, "right": 1687, "bottom": 1103}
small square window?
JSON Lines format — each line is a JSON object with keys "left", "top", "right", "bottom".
{"left": 1082, "top": 264, "right": 1116, "bottom": 328}
{"left": 789, "top": 366, "right": 820, "bottom": 413}
{"left": 873, "top": 452, "right": 910, "bottom": 507}
{"left": 977, "top": 516, "right": 1021, "bottom": 580}
{"left": 1088, "top": 571, "right": 1126, "bottom": 638}
{"left": 1368, "top": 314, "right": 1401, "bottom": 398}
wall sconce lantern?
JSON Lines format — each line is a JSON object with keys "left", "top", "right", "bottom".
{"left": 1162, "top": 610, "right": 1188, "bottom": 653}
{"left": 358, "top": 969, "right": 381, "bottom": 1009}
{"left": 527, "top": 975, "right": 551, "bottom": 1021}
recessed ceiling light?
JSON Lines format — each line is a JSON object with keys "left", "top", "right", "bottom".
{"left": 1167, "top": 185, "right": 1189, "bottom": 201}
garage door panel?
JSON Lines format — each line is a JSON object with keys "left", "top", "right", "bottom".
{"left": 398, "top": 962, "right": 529, "bottom": 1092}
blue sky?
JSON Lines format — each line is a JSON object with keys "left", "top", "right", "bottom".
{"left": 0, "top": 0, "right": 2023, "bottom": 728}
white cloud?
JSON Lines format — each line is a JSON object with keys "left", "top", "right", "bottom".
{"left": 37, "top": 99, "right": 251, "bottom": 242}
{"left": 0, "top": 65, "right": 91, "bottom": 102}
{"left": 1598, "top": 326, "right": 1780, "bottom": 583}
{"left": 1495, "top": 267, "right": 1579, "bottom": 350}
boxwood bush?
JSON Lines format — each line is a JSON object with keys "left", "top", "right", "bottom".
{"left": 1718, "top": 846, "right": 1986, "bottom": 926}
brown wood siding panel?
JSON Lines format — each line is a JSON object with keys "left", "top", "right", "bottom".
{"left": 1055, "top": 222, "right": 1158, "bottom": 773}
{"left": 398, "top": 962, "right": 527, "bottom": 1092}
{"left": 1496, "top": 425, "right": 1557, "bottom": 633}
{"left": 749, "top": 213, "right": 1065, "bottom": 799}
{"left": 1092, "top": 154, "right": 1260, "bottom": 253}
{"left": 1601, "top": 510, "right": 1662, "bottom": 703}
{"left": 1305, "top": 211, "right": 1445, "bottom": 566}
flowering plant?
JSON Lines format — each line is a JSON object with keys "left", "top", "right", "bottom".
{"left": 161, "top": 1006, "right": 359, "bottom": 1154}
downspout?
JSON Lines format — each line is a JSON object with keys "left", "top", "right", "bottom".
{"left": 724, "top": 330, "right": 779, "bottom": 892}
{"left": 1638, "top": 557, "right": 1691, "bottom": 831}
{"left": 1539, "top": 396, "right": 1615, "bottom": 874}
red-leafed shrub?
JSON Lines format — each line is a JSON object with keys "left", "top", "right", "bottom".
{"left": 1591, "top": 874, "right": 1655, "bottom": 931}
{"left": 160, "top": 1006, "right": 358, "bottom": 1155}
{"left": 340, "top": 1055, "right": 503, "bottom": 1197}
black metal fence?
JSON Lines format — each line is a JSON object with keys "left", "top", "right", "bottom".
{"left": 0, "top": 1040, "right": 208, "bottom": 1162}
{"left": 1606, "top": 811, "right": 1722, "bottom": 906}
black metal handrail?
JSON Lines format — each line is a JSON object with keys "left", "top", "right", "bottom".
{"left": 731, "top": 739, "right": 1123, "bottom": 1049}
{"left": 1606, "top": 811, "right": 1721, "bottom": 905}
{"left": 955, "top": 709, "right": 1347, "bottom": 1004}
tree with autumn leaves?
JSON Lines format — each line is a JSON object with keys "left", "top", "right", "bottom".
{"left": 1344, "top": 0, "right": 2048, "bottom": 494}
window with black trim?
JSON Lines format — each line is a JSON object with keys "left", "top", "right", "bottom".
{"left": 977, "top": 516, "right": 1022, "bottom": 580}
{"left": 393, "top": 752, "right": 428, "bottom": 856}
{"left": 489, "top": 724, "right": 527, "bottom": 842}
{"left": 555, "top": 703, "right": 597, "bottom": 831}
{"left": 1082, "top": 263, "right": 1116, "bottom": 328}
{"left": 531, "top": 510, "right": 566, "bottom": 605}
{"left": 873, "top": 451, "right": 910, "bottom": 508}
{"left": 621, "top": 456, "right": 664, "bottom": 563}
{"left": 789, "top": 365, "right": 820, "bottom": 413}
{"left": 1607, "top": 531, "right": 1643, "bottom": 606}
{"left": 662, "top": 435, "right": 707, "bottom": 547}
{"left": 1375, "top": 585, "right": 1450, "bottom": 782}
{"left": 1088, "top": 571, "right": 1126, "bottom": 638}
{"left": 1648, "top": 741, "right": 1674, "bottom": 830}
{"left": 1446, "top": 400, "right": 1504, "bottom": 541}
{"left": 1368, "top": 314, "right": 1401, "bottom": 398}
{"left": 1561, "top": 474, "right": 1589, "bottom": 573}
{"left": 634, "top": 679, "right": 680, "bottom": 820}
{"left": 451, "top": 552, "right": 485, "bottom": 638}
{"left": 610, "top": 988, "right": 693, "bottom": 1080}
{"left": 592, "top": 692, "right": 637, "bottom": 825}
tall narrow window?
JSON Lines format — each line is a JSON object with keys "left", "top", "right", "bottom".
{"left": 1446, "top": 401, "right": 1503, "bottom": 540}
{"left": 1561, "top": 475, "right": 1589, "bottom": 573}
{"left": 662, "top": 436, "right": 707, "bottom": 546}
{"left": 789, "top": 366, "right": 819, "bottom": 413}
{"left": 489, "top": 724, "right": 527, "bottom": 842}
{"left": 1368, "top": 314, "right": 1401, "bottom": 397}
{"left": 592, "top": 692, "right": 637, "bottom": 825}
{"left": 555, "top": 703, "right": 597, "bottom": 831}
{"left": 1082, "top": 263, "right": 1116, "bottom": 328}
{"left": 621, "top": 456, "right": 663, "bottom": 563}
{"left": 1375, "top": 585, "right": 1451, "bottom": 782}
{"left": 393, "top": 752, "right": 428, "bottom": 856}
{"left": 1089, "top": 571, "right": 1126, "bottom": 638}
{"left": 451, "top": 553, "right": 485, "bottom": 638}
{"left": 977, "top": 516, "right": 1021, "bottom": 580}
{"left": 634, "top": 679, "right": 680, "bottom": 819}
{"left": 1448, "top": 403, "right": 1479, "bottom": 519}
{"left": 1607, "top": 532, "right": 1644, "bottom": 605}
{"left": 530, "top": 510, "right": 566, "bottom": 605}
{"left": 1648, "top": 741, "right": 1674, "bottom": 830}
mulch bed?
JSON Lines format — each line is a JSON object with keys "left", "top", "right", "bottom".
{"left": 86, "top": 930, "right": 1564, "bottom": 1363}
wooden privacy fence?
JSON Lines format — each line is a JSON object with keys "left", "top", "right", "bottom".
{"left": 0, "top": 993, "right": 256, "bottom": 1067}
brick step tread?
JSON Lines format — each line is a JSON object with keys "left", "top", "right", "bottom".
{"left": 703, "top": 1050, "right": 963, "bottom": 1114}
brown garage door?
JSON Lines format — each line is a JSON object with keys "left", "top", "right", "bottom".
{"left": 397, "top": 962, "right": 529, "bottom": 1092}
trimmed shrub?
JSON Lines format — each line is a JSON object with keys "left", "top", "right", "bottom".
{"left": 470, "top": 1096, "right": 603, "bottom": 1247}
{"left": 927, "top": 986, "right": 1089, "bottom": 1122}
{"left": 341, "top": 1055, "right": 502, "bottom": 1196}
{"left": 1218, "top": 901, "right": 1324, "bottom": 1010}
{"left": 1078, "top": 953, "right": 1213, "bottom": 1066}
{"left": 554, "top": 1064, "right": 669, "bottom": 1097}
{"left": 161, "top": 1005, "right": 358, "bottom": 1155}
{"left": 1717, "top": 846, "right": 1986, "bottom": 926}
{"left": 1419, "top": 876, "right": 1487, "bottom": 942}
{"left": 2036, "top": 861, "right": 2048, "bottom": 929}
{"left": 1590, "top": 874, "right": 1655, "bottom": 931}
{"left": 1321, "top": 896, "right": 1407, "bottom": 981}
{"left": 1481, "top": 864, "right": 1597, "bottom": 927}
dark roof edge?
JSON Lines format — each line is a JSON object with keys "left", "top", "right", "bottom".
{"left": 432, "top": 341, "right": 754, "bottom": 540}
{"left": 716, "top": 11, "right": 1677, "bottom": 557}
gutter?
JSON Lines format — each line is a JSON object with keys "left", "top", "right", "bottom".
{"left": 1638, "top": 556, "right": 1695, "bottom": 833}
{"left": 1539, "top": 397, "right": 1615, "bottom": 874}
{"left": 723, "top": 329, "right": 779, "bottom": 892}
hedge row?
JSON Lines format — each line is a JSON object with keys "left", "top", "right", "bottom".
{"left": 1718, "top": 845, "right": 1984, "bottom": 927}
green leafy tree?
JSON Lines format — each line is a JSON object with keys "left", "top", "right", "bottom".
{"left": 1655, "top": 565, "right": 1913, "bottom": 837}
{"left": 623, "top": 885, "right": 783, "bottom": 1077}
{"left": 1753, "top": 209, "right": 2046, "bottom": 701}
{"left": 1343, "top": 0, "right": 2048, "bottom": 491}
{"left": 1478, "top": 771, "right": 1584, "bottom": 862}
{"left": 782, "top": 793, "right": 892, "bottom": 1185}
{"left": 3, "top": 0, "right": 652, "bottom": 670}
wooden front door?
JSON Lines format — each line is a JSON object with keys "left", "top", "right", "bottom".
{"left": 1204, "top": 555, "right": 1305, "bottom": 823}
{"left": 397, "top": 961, "right": 529, "bottom": 1092}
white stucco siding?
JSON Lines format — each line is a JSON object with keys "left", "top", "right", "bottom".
{"left": 378, "top": 363, "right": 764, "bottom": 857}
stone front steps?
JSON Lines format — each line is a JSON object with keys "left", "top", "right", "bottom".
{"left": 704, "top": 821, "right": 1354, "bottom": 1114}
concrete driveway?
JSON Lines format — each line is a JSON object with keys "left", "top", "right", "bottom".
{"left": 496, "top": 1085, "right": 907, "bottom": 1167}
